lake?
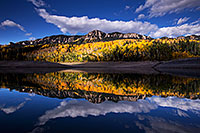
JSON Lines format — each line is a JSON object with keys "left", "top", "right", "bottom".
{"left": 0, "top": 72, "right": 200, "bottom": 133}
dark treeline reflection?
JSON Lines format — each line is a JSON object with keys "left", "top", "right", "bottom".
{"left": 0, "top": 72, "right": 200, "bottom": 103}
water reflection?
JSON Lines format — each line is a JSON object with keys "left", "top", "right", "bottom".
{"left": 0, "top": 101, "right": 26, "bottom": 114}
{"left": 37, "top": 97, "right": 200, "bottom": 126}
{"left": 37, "top": 99, "right": 157, "bottom": 125}
{"left": 0, "top": 72, "right": 200, "bottom": 133}
{"left": 1, "top": 89, "right": 200, "bottom": 133}
{"left": 135, "top": 114, "right": 200, "bottom": 133}
{"left": 0, "top": 72, "right": 200, "bottom": 103}
{"left": 0, "top": 89, "right": 32, "bottom": 114}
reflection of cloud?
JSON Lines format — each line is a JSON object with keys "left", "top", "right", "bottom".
{"left": 136, "top": 115, "right": 200, "bottom": 133}
{"left": 29, "top": 127, "right": 47, "bottom": 133}
{"left": 28, "top": 93, "right": 36, "bottom": 97}
{"left": 0, "top": 98, "right": 31, "bottom": 114}
{"left": 177, "top": 109, "right": 189, "bottom": 117}
{"left": 37, "top": 96, "right": 200, "bottom": 126}
{"left": 0, "top": 102, "right": 26, "bottom": 114}
{"left": 148, "top": 96, "right": 200, "bottom": 112}
{"left": 38, "top": 99, "right": 157, "bottom": 125}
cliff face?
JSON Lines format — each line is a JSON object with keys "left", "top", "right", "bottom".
{"left": 80, "top": 30, "right": 151, "bottom": 42}
{"left": 12, "top": 30, "right": 151, "bottom": 46}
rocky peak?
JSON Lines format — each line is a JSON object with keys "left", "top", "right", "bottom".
{"left": 85, "top": 30, "right": 106, "bottom": 40}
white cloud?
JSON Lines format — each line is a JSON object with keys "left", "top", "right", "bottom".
{"left": 150, "top": 23, "right": 200, "bottom": 38}
{"left": 1, "top": 20, "right": 25, "bottom": 32}
{"left": 36, "top": 8, "right": 158, "bottom": 35}
{"left": 191, "top": 18, "right": 200, "bottom": 25}
{"left": 35, "top": 8, "right": 199, "bottom": 38}
{"left": 135, "top": 0, "right": 200, "bottom": 17}
{"left": 137, "top": 14, "right": 145, "bottom": 20}
{"left": 25, "top": 33, "right": 32, "bottom": 36}
{"left": 177, "top": 17, "right": 190, "bottom": 25}
{"left": 125, "top": 6, "right": 130, "bottom": 10}
{"left": 29, "top": 37, "right": 36, "bottom": 40}
{"left": 37, "top": 99, "right": 157, "bottom": 125}
{"left": 27, "top": 0, "right": 46, "bottom": 7}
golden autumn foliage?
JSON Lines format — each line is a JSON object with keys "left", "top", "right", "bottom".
{"left": 26, "top": 39, "right": 200, "bottom": 62}
{"left": 1, "top": 39, "right": 200, "bottom": 62}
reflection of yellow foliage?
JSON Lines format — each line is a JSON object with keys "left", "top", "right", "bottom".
{"left": 26, "top": 72, "right": 200, "bottom": 98}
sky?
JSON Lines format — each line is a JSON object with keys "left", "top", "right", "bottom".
{"left": 0, "top": 0, "right": 200, "bottom": 44}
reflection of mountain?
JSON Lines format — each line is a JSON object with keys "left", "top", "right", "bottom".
{"left": 0, "top": 72, "right": 200, "bottom": 103}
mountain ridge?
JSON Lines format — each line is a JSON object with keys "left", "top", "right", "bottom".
{"left": 10, "top": 30, "right": 152, "bottom": 46}
{"left": 7, "top": 30, "right": 200, "bottom": 46}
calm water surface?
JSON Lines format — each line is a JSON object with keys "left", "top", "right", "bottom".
{"left": 0, "top": 72, "right": 200, "bottom": 133}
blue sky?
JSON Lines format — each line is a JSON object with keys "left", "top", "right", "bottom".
{"left": 0, "top": 0, "right": 200, "bottom": 44}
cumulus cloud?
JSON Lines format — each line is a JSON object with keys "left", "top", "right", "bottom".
{"left": 150, "top": 23, "right": 200, "bottom": 38}
{"left": 135, "top": 0, "right": 200, "bottom": 17}
{"left": 37, "top": 99, "right": 157, "bottom": 125}
{"left": 177, "top": 17, "right": 190, "bottom": 25}
{"left": 35, "top": 8, "right": 199, "bottom": 38}
{"left": 36, "top": 8, "right": 158, "bottom": 35}
{"left": 137, "top": 14, "right": 145, "bottom": 20}
{"left": 27, "top": 0, "right": 46, "bottom": 7}
{"left": 0, "top": 20, "right": 25, "bottom": 32}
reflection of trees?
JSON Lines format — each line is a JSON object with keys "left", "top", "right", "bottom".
{"left": 0, "top": 72, "right": 200, "bottom": 103}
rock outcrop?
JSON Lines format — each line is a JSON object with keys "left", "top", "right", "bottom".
{"left": 12, "top": 30, "right": 152, "bottom": 46}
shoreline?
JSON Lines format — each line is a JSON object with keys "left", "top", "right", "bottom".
{"left": 0, "top": 58, "right": 200, "bottom": 77}
{"left": 0, "top": 60, "right": 159, "bottom": 68}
